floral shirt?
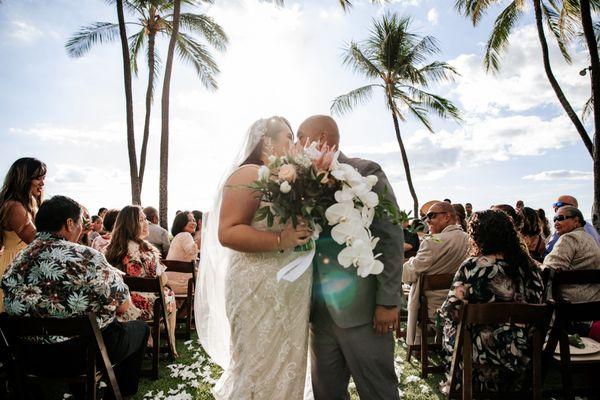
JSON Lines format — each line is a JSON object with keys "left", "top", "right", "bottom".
{"left": 1, "top": 232, "right": 129, "bottom": 343}
{"left": 439, "top": 256, "right": 543, "bottom": 393}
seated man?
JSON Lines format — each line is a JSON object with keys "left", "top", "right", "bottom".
{"left": 402, "top": 201, "right": 469, "bottom": 346}
{"left": 542, "top": 205, "right": 600, "bottom": 303}
{"left": 546, "top": 195, "right": 600, "bottom": 254}
{"left": 144, "top": 205, "right": 170, "bottom": 258}
{"left": 1, "top": 195, "right": 149, "bottom": 398}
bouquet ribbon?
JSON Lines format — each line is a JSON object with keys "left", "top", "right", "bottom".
{"left": 276, "top": 247, "right": 316, "bottom": 282}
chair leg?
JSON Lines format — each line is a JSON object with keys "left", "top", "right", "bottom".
{"left": 406, "top": 345, "right": 414, "bottom": 361}
{"left": 421, "top": 325, "right": 429, "bottom": 378}
{"left": 152, "top": 302, "right": 161, "bottom": 380}
{"left": 558, "top": 331, "right": 574, "bottom": 400}
{"left": 86, "top": 347, "right": 97, "bottom": 400}
{"left": 185, "top": 282, "right": 193, "bottom": 341}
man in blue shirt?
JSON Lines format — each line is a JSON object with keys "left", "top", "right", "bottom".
{"left": 545, "top": 195, "right": 600, "bottom": 254}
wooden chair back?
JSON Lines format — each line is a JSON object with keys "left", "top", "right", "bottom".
{"left": 162, "top": 260, "right": 197, "bottom": 340}
{"left": 0, "top": 312, "right": 121, "bottom": 400}
{"left": 543, "top": 268, "right": 600, "bottom": 400}
{"left": 123, "top": 275, "right": 175, "bottom": 379}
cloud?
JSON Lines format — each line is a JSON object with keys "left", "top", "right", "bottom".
{"left": 522, "top": 170, "right": 593, "bottom": 181}
{"left": 427, "top": 8, "right": 439, "bottom": 25}
{"left": 9, "top": 122, "right": 124, "bottom": 146}
{"left": 7, "top": 20, "right": 43, "bottom": 43}
{"left": 448, "top": 25, "right": 590, "bottom": 115}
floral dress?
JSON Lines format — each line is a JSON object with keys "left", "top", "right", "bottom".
{"left": 119, "top": 241, "right": 177, "bottom": 352}
{"left": 439, "top": 256, "right": 543, "bottom": 394}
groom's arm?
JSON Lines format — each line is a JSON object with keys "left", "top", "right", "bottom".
{"left": 361, "top": 160, "right": 404, "bottom": 308}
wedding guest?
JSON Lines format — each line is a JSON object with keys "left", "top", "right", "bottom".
{"left": 88, "top": 215, "right": 103, "bottom": 244}
{"left": 403, "top": 201, "right": 469, "bottom": 347}
{"left": 452, "top": 203, "right": 467, "bottom": 231}
{"left": 542, "top": 206, "right": 600, "bottom": 303}
{"left": 98, "top": 207, "right": 108, "bottom": 219}
{"left": 537, "top": 208, "right": 551, "bottom": 239}
{"left": 545, "top": 195, "right": 600, "bottom": 253}
{"left": 465, "top": 202, "right": 473, "bottom": 221}
{"left": 439, "top": 210, "right": 543, "bottom": 394}
{"left": 0, "top": 157, "right": 46, "bottom": 311}
{"left": 402, "top": 218, "right": 420, "bottom": 259}
{"left": 1, "top": 195, "right": 148, "bottom": 398}
{"left": 519, "top": 207, "right": 546, "bottom": 263}
{"left": 419, "top": 200, "right": 440, "bottom": 235}
{"left": 106, "top": 205, "right": 178, "bottom": 355}
{"left": 492, "top": 204, "right": 523, "bottom": 231}
{"left": 166, "top": 211, "right": 199, "bottom": 295}
{"left": 515, "top": 199, "right": 524, "bottom": 213}
{"left": 143, "top": 206, "right": 170, "bottom": 258}
{"left": 443, "top": 198, "right": 451, "bottom": 203}
{"left": 91, "top": 208, "right": 119, "bottom": 254}
{"left": 192, "top": 210, "right": 203, "bottom": 248}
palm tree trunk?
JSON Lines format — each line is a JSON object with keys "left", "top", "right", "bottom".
{"left": 388, "top": 96, "right": 419, "bottom": 219}
{"left": 532, "top": 0, "right": 593, "bottom": 156}
{"left": 159, "top": 0, "right": 181, "bottom": 229}
{"left": 138, "top": 30, "right": 156, "bottom": 191}
{"left": 579, "top": 0, "right": 600, "bottom": 231}
{"left": 116, "top": 0, "right": 141, "bottom": 205}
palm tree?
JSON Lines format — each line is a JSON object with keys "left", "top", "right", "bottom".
{"left": 66, "top": 0, "right": 227, "bottom": 203}
{"left": 331, "top": 13, "right": 461, "bottom": 218}
{"left": 454, "top": 0, "right": 593, "bottom": 156}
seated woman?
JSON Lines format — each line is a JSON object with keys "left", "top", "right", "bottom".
{"left": 91, "top": 208, "right": 118, "bottom": 253}
{"left": 439, "top": 209, "right": 543, "bottom": 394}
{"left": 166, "top": 211, "right": 199, "bottom": 296}
{"left": 106, "top": 205, "right": 177, "bottom": 355}
{"left": 0, "top": 157, "right": 46, "bottom": 311}
{"left": 519, "top": 207, "right": 546, "bottom": 263}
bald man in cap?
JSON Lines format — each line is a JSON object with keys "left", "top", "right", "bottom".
{"left": 297, "top": 115, "right": 404, "bottom": 400}
{"left": 402, "top": 201, "right": 469, "bottom": 347}
{"left": 546, "top": 195, "right": 600, "bottom": 254}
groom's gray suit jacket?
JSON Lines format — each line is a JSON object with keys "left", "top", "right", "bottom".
{"left": 311, "top": 153, "right": 404, "bottom": 328}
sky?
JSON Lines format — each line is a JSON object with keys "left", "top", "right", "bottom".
{"left": 0, "top": 0, "right": 595, "bottom": 225}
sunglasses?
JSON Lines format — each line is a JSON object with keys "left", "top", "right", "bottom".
{"left": 553, "top": 215, "right": 575, "bottom": 222}
{"left": 552, "top": 201, "right": 573, "bottom": 209}
{"left": 425, "top": 211, "right": 448, "bottom": 221}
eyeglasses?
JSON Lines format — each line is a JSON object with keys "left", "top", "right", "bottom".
{"left": 425, "top": 211, "right": 448, "bottom": 221}
{"left": 553, "top": 215, "right": 575, "bottom": 222}
{"left": 552, "top": 201, "right": 573, "bottom": 209}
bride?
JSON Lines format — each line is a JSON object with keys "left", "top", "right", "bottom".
{"left": 195, "top": 116, "right": 314, "bottom": 399}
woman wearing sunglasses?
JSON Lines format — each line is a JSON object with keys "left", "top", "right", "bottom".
{"left": 542, "top": 206, "right": 600, "bottom": 303}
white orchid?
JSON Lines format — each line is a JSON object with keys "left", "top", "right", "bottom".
{"left": 358, "top": 190, "right": 379, "bottom": 208}
{"left": 331, "top": 222, "right": 369, "bottom": 246}
{"left": 357, "top": 258, "right": 384, "bottom": 277}
{"left": 279, "top": 181, "right": 291, "bottom": 193}
{"left": 258, "top": 165, "right": 270, "bottom": 181}
{"left": 361, "top": 205, "right": 375, "bottom": 228}
{"left": 334, "top": 185, "right": 354, "bottom": 203}
{"left": 325, "top": 201, "right": 361, "bottom": 225}
{"left": 337, "top": 239, "right": 384, "bottom": 277}
{"left": 366, "top": 174, "right": 378, "bottom": 188}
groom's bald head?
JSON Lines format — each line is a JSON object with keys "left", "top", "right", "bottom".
{"left": 297, "top": 115, "right": 340, "bottom": 148}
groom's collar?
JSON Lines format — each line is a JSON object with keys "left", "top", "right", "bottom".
{"left": 337, "top": 151, "right": 349, "bottom": 163}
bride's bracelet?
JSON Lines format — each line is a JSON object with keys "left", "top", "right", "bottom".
{"left": 276, "top": 231, "right": 284, "bottom": 253}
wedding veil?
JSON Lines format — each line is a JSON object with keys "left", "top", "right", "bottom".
{"left": 194, "top": 118, "right": 271, "bottom": 369}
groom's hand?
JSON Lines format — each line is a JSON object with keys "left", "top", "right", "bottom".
{"left": 373, "top": 305, "right": 398, "bottom": 335}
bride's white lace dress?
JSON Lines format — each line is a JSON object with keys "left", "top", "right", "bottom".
{"left": 213, "top": 216, "right": 312, "bottom": 400}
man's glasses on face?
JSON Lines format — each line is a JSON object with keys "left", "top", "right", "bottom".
{"left": 552, "top": 201, "right": 573, "bottom": 210}
{"left": 553, "top": 214, "right": 575, "bottom": 223}
{"left": 425, "top": 211, "right": 447, "bottom": 221}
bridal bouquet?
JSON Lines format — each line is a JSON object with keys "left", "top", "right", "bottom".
{"left": 249, "top": 142, "right": 397, "bottom": 277}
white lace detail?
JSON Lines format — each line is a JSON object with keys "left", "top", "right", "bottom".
{"left": 213, "top": 214, "right": 312, "bottom": 400}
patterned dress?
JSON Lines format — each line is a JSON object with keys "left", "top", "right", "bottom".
{"left": 439, "top": 255, "right": 543, "bottom": 393}
{"left": 1, "top": 232, "right": 129, "bottom": 343}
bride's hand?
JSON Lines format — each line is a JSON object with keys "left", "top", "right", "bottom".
{"left": 279, "top": 220, "right": 312, "bottom": 250}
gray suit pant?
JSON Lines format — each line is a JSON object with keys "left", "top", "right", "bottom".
{"left": 310, "top": 308, "right": 399, "bottom": 400}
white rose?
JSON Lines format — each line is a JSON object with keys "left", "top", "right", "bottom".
{"left": 280, "top": 181, "right": 292, "bottom": 193}
{"left": 258, "top": 165, "right": 271, "bottom": 181}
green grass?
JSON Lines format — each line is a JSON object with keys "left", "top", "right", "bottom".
{"left": 133, "top": 334, "right": 445, "bottom": 400}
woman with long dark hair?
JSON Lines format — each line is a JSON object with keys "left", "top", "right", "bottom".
{"left": 519, "top": 207, "right": 546, "bottom": 263}
{"left": 439, "top": 210, "right": 543, "bottom": 394}
{"left": 0, "top": 157, "right": 46, "bottom": 310}
{"left": 106, "top": 205, "right": 178, "bottom": 355}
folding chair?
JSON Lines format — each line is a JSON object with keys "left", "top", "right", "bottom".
{"left": 406, "top": 273, "right": 455, "bottom": 378}
{"left": 162, "top": 259, "right": 196, "bottom": 340}
{"left": 448, "top": 303, "right": 553, "bottom": 400}
{"left": 543, "top": 268, "right": 600, "bottom": 400}
{"left": 0, "top": 312, "right": 121, "bottom": 400}
{"left": 123, "top": 276, "right": 176, "bottom": 380}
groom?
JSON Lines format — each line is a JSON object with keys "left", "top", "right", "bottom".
{"left": 298, "top": 115, "right": 404, "bottom": 400}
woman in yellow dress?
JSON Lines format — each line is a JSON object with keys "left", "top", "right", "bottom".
{"left": 0, "top": 157, "right": 46, "bottom": 311}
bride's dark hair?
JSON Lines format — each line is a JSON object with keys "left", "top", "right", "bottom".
{"left": 241, "top": 116, "right": 293, "bottom": 166}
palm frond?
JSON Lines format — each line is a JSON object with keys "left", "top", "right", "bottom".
{"left": 401, "top": 35, "right": 440, "bottom": 71}
{"left": 172, "top": 30, "right": 220, "bottom": 91}
{"left": 65, "top": 22, "right": 120, "bottom": 58}
{"left": 582, "top": 95, "right": 594, "bottom": 121}
{"left": 402, "top": 98, "right": 434, "bottom": 132}
{"left": 542, "top": 0, "right": 572, "bottom": 63}
{"left": 406, "top": 86, "right": 462, "bottom": 122}
{"left": 483, "top": 0, "right": 523, "bottom": 72}
{"left": 178, "top": 13, "right": 228, "bottom": 51}
{"left": 330, "top": 84, "right": 381, "bottom": 116}
{"left": 455, "top": 0, "right": 502, "bottom": 25}
{"left": 342, "top": 41, "right": 383, "bottom": 79}
{"left": 128, "top": 29, "right": 146, "bottom": 76}
{"left": 413, "top": 61, "right": 459, "bottom": 86}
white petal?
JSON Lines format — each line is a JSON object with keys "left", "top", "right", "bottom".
{"left": 359, "top": 191, "right": 379, "bottom": 208}
{"left": 279, "top": 181, "right": 291, "bottom": 193}
{"left": 337, "top": 245, "right": 358, "bottom": 268}
{"left": 366, "top": 175, "right": 378, "bottom": 187}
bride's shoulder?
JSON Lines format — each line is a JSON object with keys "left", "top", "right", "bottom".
{"left": 225, "top": 164, "right": 260, "bottom": 186}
